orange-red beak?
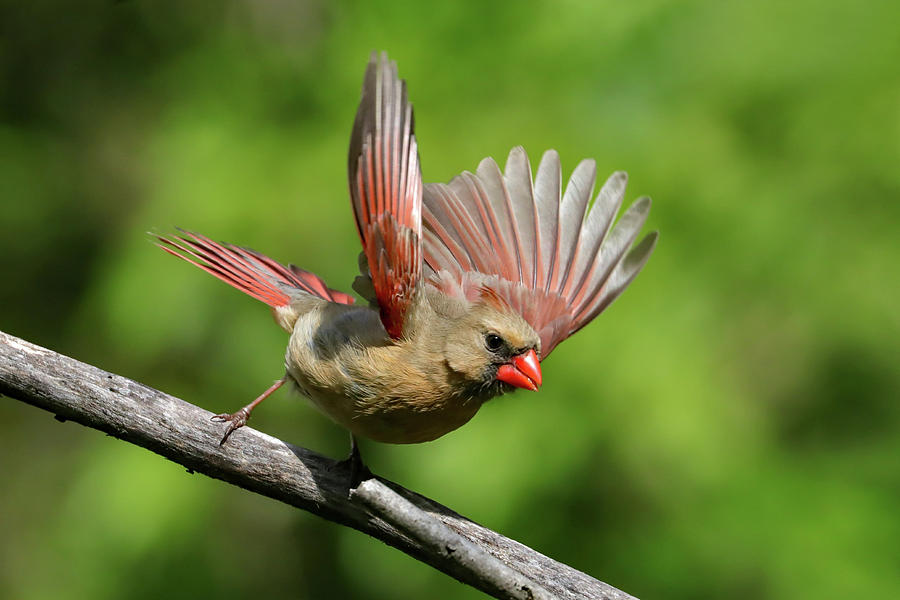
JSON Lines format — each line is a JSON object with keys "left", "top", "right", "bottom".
{"left": 496, "top": 348, "right": 542, "bottom": 391}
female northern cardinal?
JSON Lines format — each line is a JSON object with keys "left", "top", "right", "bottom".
{"left": 157, "top": 52, "right": 657, "bottom": 475}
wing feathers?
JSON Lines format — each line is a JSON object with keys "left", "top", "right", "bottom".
{"left": 348, "top": 52, "right": 423, "bottom": 339}
{"left": 553, "top": 158, "right": 595, "bottom": 294}
{"left": 504, "top": 147, "right": 538, "bottom": 287}
{"left": 477, "top": 157, "right": 524, "bottom": 282}
{"left": 534, "top": 150, "right": 561, "bottom": 292}
{"left": 565, "top": 170, "right": 627, "bottom": 302}
{"left": 422, "top": 149, "right": 655, "bottom": 358}
{"left": 572, "top": 196, "right": 651, "bottom": 320}
{"left": 577, "top": 230, "right": 658, "bottom": 328}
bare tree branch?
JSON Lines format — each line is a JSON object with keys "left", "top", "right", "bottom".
{"left": 353, "top": 480, "right": 556, "bottom": 600}
{"left": 0, "top": 330, "right": 635, "bottom": 600}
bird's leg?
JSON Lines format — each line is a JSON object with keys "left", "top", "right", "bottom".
{"left": 333, "top": 433, "right": 372, "bottom": 488}
{"left": 211, "top": 377, "right": 286, "bottom": 445}
{"left": 348, "top": 434, "right": 372, "bottom": 487}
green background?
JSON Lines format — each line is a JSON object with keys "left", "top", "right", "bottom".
{"left": 2, "top": 1, "right": 898, "bottom": 598}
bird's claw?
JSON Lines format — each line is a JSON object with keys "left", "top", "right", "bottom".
{"left": 211, "top": 408, "right": 250, "bottom": 445}
{"left": 331, "top": 438, "right": 373, "bottom": 489}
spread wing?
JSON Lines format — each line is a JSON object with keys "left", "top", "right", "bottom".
{"left": 348, "top": 52, "right": 423, "bottom": 339}
{"left": 423, "top": 147, "right": 657, "bottom": 358}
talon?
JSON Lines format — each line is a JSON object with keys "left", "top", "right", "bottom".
{"left": 212, "top": 409, "right": 250, "bottom": 445}
{"left": 333, "top": 434, "right": 373, "bottom": 489}
{"left": 207, "top": 377, "right": 286, "bottom": 447}
{"left": 220, "top": 423, "right": 240, "bottom": 446}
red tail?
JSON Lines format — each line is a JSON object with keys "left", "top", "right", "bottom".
{"left": 156, "top": 229, "right": 355, "bottom": 307}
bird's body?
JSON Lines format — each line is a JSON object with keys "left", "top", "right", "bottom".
{"left": 276, "top": 284, "right": 536, "bottom": 444}
{"left": 156, "top": 52, "right": 657, "bottom": 460}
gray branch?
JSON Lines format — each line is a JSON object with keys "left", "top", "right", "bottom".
{"left": 0, "top": 330, "right": 635, "bottom": 600}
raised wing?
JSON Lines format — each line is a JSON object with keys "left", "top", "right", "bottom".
{"left": 348, "top": 52, "right": 423, "bottom": 339}
{"left": 423, "top": 147, "right": 657, "bottom": 358}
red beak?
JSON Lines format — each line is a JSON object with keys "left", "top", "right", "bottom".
{"left": 496, "top": 348, "right": 542, "bottom": 391}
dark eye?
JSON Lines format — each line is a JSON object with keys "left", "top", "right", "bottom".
{"left": 485, "top": 333, "right": 504, "bottom": 352}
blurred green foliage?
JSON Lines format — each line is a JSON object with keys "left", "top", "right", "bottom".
{"left": 2, "top": 1, "right": 898, "bottom": 599}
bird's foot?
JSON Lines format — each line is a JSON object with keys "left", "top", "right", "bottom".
{"left": 333, "top": 456, "right": 373, "bottom": 489}
{"left": 350, "top": 456, "right": 374, "bottom": 489}
{"left": 209, "top": 377, "right": 287, "bottom": 446}
{"left": 211, "top": 407, "right": 251, "bottom": 445}
{"left": 332, "top": 436, "right": 373, "bottom": 489}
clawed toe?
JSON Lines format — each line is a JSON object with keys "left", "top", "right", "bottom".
{"left": 331, "top": 455, "right": 373, "bottom": 488}
{"left": 210, "top": 375, "right": 287, "bottom": 446}
{"left": 218, "top": 423, "right": 240, "bottom": 445}
{"left": 207, "top": 378, "right": 286, "bottom": 447}
{"left": 211, "top": 409, "right": 249, "bottom": 445}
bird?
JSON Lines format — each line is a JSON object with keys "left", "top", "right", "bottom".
{"left": 156, "top": 52, "right": 658, "bottom": 481}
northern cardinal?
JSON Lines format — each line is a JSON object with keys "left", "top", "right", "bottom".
{"left": 157, "top": 52, "right": 657, "bottom": 477}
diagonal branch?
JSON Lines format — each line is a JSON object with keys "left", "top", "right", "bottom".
{"left": 0, "top": 330, "right": 635, "bottom": 600}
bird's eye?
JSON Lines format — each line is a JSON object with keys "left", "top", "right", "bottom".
{"left": 485, "top": 333, "right": 504, "bottom": 352}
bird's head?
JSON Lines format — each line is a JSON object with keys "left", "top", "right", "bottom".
{"left": 444, "top": 289, "right": 542, "bottom": 395}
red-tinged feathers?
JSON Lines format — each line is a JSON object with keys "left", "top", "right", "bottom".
{"left": 155, "top": 229, "right": 355, "bottom": 307}
{"left": 360, "top": 215, "right": 420, "bottom": 338}
{"left": 423, "top": 148, "right": 657, "bottom": 358}
{"left": 477, "top": 285, "right": 512, "bottom": 312}
{"left": 348, "top": 52, "right": 423, "bottom": 339}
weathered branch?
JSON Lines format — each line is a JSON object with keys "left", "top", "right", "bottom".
{"left": 353, "top": 480, "right": 556, "bottom": 600}
{"left": 0, "top": 330, "right": 635, "bottom": 600}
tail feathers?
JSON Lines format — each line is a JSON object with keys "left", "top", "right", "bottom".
{"left": 155, "top": 229, "right": 355, "bottom": 307}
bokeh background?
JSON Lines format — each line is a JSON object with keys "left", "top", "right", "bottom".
{"left": 2, "top": 1, "right": 898, "bottom": 598}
